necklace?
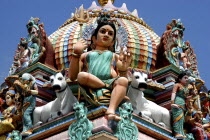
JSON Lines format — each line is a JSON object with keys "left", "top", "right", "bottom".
{"left": 179, "top": 83, "right": 189, "bottom": 97}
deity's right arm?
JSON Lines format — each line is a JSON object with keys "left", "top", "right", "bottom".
{"left": 69, "top": 40, "right": 87, "bottom": 81}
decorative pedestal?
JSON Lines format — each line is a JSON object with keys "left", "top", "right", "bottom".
{"left": 24, "top": 106, "right": 174, "bottom": 140}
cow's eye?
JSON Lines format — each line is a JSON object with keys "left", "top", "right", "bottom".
{"left": 145, "top": 78, "right": 147, "bottom": 81}
{"left": 50, "top": 79, "right": 54, "bottom": 83}
{"left": 135, "top": 76, "right": 139, "bottom": 79}
{"left": 58, "top": 77, "right": 63, "bottom": 80}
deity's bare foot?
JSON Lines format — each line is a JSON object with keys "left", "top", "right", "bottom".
{"left": 105, "top": 112, "right": 121, "bottom": 121}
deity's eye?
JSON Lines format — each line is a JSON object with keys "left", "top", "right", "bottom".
{"left": 100, "top": 29, "right": 106, "bottom": 34}
{"left": 108, "top": 32, "right": 113, "bottom": 36}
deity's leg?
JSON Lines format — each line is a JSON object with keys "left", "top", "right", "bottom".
{"left": 106, "top": 77, "right": 128, "bottom": 120}
{"left": 172, "top": 107, "right": 185, "bottom": 137}
{"left": 22, "top": 107, "right": 33, "bottom": 133}
{"left": 77, "top": 72, "right": 105, "bottom": 89}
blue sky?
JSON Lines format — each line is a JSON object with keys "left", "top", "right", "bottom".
{"left": 0, "top": 0, "right": 210, "bottom": 89}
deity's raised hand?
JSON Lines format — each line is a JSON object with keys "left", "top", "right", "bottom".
{"left": 73, "top": 38, "right": 87, "bottom": 55}
{"left": 117, "top": 47, "right": 133, "bottom": 72}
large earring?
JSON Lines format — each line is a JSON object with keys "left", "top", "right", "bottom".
{"left": 91, "top": 43, "right": 96, "bottom": 50}
{"left": 109, "top": 45, "right": 115, "bottom": 52}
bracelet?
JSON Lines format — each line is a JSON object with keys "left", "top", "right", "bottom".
{"left": 171, "top": 100, "right": 174, "bottom": 104}
{"left": 79, "top": 38, "right": 88, "bottom": 48}
{"left": 71, "top": 53, "right": 81, "bottom": 58}
{"left": 118, "top": 70, "right": 127, "bottom": 75}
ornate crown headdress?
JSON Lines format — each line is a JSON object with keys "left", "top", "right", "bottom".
{"left": 82, "top": 11, "right": 128, "bottom": 52}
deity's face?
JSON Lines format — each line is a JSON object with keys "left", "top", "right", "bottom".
{"left": 179, "top": 75, "right": 188, "bottom": 85}
{"left": 93, "top": 25, "right": 115, "bottom": 49}
{"left": 6, "top": 95, "right": 14, "bottom": 106}
{"left": 22, "top": 80, "right": 30, "bottom": 85}
{"left": 19, "top": 45, "right": 24, "bottom": 51}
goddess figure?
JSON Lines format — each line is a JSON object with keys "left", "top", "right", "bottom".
{"left": 171, "top": 72, "right": 190, "bottom": 138}
{"left": 69, "top": 18, "right": 132, "bottom": 121}
{"left": 18, "top": 40, "right": 30, "bottom": 71}
{"left": 0, "top": 90, "right": 21, "bottom": 138}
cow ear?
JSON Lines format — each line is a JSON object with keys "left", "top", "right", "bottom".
{"left": 131, "top": 69, "right": 135, "bottom": 74}
{"left": 61, "top": 69, "right": 65, "bottom": 77}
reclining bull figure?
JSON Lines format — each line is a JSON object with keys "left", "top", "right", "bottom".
{"left": 33, "top": 71, "right": 77, "bottom": 126}
{"left": 127, "top": 70, "right": 171, "bottom": 130}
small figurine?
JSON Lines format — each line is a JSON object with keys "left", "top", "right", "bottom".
{"left": 27, "top": 17, "right": 41, "bottom": 61}
{"left": 171, "top": 72, "right": 190, "bottom": 138}
{"left": 19, "top": 73, "right": 38, "bottom": 136}
{"left": 189, "top": 111, "right": 210, "bottom": 140}
{"left": 17, "top": 38, "right": 30, "bottom": 71}
{"left": 0, "top": 90, "right": 21, "bottom": 137}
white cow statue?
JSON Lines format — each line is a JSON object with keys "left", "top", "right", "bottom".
{"left": 127, "top": 70, "right": 171, "bottom": 130}
{"left": 33, "top": 71, "right": 77, "bottom": 126}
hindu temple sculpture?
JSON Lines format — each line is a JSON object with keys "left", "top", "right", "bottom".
{"left": 68, "top": 102, "right": 93, "bottom": 140}
{"left": 18, "top": 73, "right": 38, "bottom": 136}
{"left": 127, "top": 70, "right": 171, "bottom": 130}
{"left": 0, "top": 0, "right": 209, "bottom": 140}
{"left": 156, "top": 19, "right": 199, "bottom": 78}
{"left": 9, "top": 17, "right": 56, "bottom": 75}
{"left": 9, "top": 38, "right": 30, "bottom": 75}
{"left": 115, "top": 102, "right": 138, "bottom": 140}
{"left": 0, "top": 76, "right": 23, "bottom": 140}
{"left": 69, "top": 14, "right": 132, "bottom": 121}
{"left": 171, "top": 72, "right": 191, "bottom": 138}
{"left": 33, "top": 71, "right": 77, "bottom": 126}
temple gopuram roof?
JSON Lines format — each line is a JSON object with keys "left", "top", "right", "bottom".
{"left": 49, "top": 1, "right": 160, "bottom": 72}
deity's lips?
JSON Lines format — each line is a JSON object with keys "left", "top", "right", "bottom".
{"left": 103, "top": 37, "right": 108, "bottom": 41}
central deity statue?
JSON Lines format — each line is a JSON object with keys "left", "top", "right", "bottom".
{"left": 69, "top": 14, "right": 132, "bottom": 121}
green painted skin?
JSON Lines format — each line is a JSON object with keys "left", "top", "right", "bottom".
{"left": 172, "top": 87, "right": 189, "bottom": 136}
